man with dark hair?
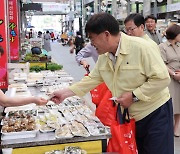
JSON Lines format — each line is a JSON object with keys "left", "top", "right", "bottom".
{"left": 145, "top": 15, "right": 157, "bottom": 23}
{"left": 124, "top": 13, "right": 145, "bottom": 37}
{"left": 145, "top": 15, "right": 162, "bottom": 44}
{"left": 51, "top": 13, "right": 173, "bottom": 154}
{"left": 124, "top": 13, "right": 159, "bottom": 52}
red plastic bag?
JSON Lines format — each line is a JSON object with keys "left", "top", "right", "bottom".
{"left": 95, "top": 90, "right": 117, "bottom": 126}
{"left": 85, "top": 67, "right": 116, "bottom": 126}
{"left": 107, "top": 104, "right": 138, "bottom": 154}
{"left": 84, "top": 67, "right": 109, "bottom": 106}
{"left": 90, "top": 82, "right": 109, "bottom": 106}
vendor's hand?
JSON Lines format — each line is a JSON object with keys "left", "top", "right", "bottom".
{"left": 34, "top": 97, "right": 48, "bottom": 105}
{"left": 116, "top": 92, "right": 133, "bottom": 109}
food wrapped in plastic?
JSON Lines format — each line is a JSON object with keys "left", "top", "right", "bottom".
{"left": 40, "top": 124, "right": 55, "bottom": 133}
{"left": 55, "top": 124, "right": 73, "bottom": 139}
{"left": 70, "top": 121, "right": 90, "bottom": 137}
{"left": 64, "top": 146, "right": 87, "bottom": 154}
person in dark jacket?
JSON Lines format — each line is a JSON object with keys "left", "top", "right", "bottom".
{"left": 70, "top": 31, "right": 85, "bottom": 55}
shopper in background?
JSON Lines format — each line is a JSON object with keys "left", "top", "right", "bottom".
{"left": 75, "top": 42, "right": 98, "bottom": 68}
{"left": 70, "top": 31, "right": 85, "bottom": 55}
{"left": 51, "top": 13, "right": 173, "bottom": 154}
{"left": 124, "top": 13, "right": 160, "bottom": 52}
{"left": 43, "top": 30, "right": 51, "bottom": 52}
{"left": 28, "top": 28, "right": 33, "bottom": 39}
{"left": 38, "top": 31, "right": 43, "bottom": 38}
{"left": 145, "top": 15, "right": 162, "bottom": 44}
{"left": 68, "top": 31, "right": 74, "bottom": 38}
{"left": 50, "top": 32, "right": 55, "bottom": 42}
{"left": 60, "top": 31, "right": 68, "bottom": 45}
{"left": 159, "top": 24, "right": 180, "bottom": 137}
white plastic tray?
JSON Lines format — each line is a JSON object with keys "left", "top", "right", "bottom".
{"left": 4, "top": 103, "right": 36, "bottom": 113}
{"left": 1, "top": 129, "right": 38, "bottom": 140}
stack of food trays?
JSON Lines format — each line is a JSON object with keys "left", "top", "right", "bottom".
{"left": 41, "top": 71, "right": 74, "bottom": 84}
{"left": 40, "top": 83, "right": 69, "bottom": 93}
{"left": 41, "top": 71, "right": 59, "bottom": 79}
{"left": 1, "top": 109, "right": 38, "bottom": 140}
{"left": 8, "top": 83, "right": 32, "bottom": 98}
{"left": 8, "top": 83, "right": 28, "bottom": 92}
{"left": 35, "top": 78, "right": 71, "bottom": 87}
{"left": 26, "top": 70, "right": 73, "bottom": 87}
{"left": 57, "top": 76, "right": 74, "bottom": 82}
{"left": 13, "top": 73, "right": 27, "bottom": 82}
{"left": 27, "top": 72, "right": 43, "bottom": 87}
{"left": 37, "top": 96, "right": 109, "bottom": 139}
{"left": 54, "top": 70, "right": 72, "bottom": 77}
{"left": 45, "top": 146, "right": 87, "bottom": 154}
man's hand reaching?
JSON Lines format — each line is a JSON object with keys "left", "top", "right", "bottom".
{"left": 50, "top": 88, "right": 76, "bottom": 104}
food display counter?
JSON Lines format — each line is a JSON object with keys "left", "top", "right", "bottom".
{"left": 1, "top": 70, "right": 111, "bottom": 153}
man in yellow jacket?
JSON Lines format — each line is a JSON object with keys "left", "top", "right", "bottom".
{"left": 51, "top": 13, "right": 173, "bottom": 154}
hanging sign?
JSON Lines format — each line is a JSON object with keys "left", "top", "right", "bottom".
{"left": 9, "top": 0, "right": 19, "bottom": 60}
{"left": 0, "top": 0, "right": 8, "bottom": 89}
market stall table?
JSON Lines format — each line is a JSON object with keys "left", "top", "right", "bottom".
{"left": 1, "top": 131, "right": 111, "bottom": 153}
{"left": 1, "top": 77, "right": 111, "bottom": 153}
{"left": 1, "top": 104, "right": 111, "bottom": 153}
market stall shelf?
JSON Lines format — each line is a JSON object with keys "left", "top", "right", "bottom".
{"left": 1, "top": 131, "right": 110, "bottom": 153}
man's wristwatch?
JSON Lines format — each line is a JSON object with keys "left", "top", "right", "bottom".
{"left": 132, "top": 92, "right": 139, "bottom": 102}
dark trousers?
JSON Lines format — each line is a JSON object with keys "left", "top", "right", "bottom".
{"left": 75, "top": 49, "right": 81, "bottom": 55}
{"left": 136, "top": 99, "right": 174, "bottom": 154}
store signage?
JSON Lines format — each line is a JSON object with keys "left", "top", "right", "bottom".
{"left": 0, "top": 0, "right": 8, "bottom": 89}
{"left": 42, "top": 4, "right": 69, "bottom": 13}
{"left": 167, "top": 2, "right": 180, "bottom": 12}
{"left": 76, "top": 2, "right": 81, "bottom": 13}
{"left": 22, "top": 3, "right": 42, "bottom": 11}
{"left": 8, "top": 0, "right": 19, "bottom": 61}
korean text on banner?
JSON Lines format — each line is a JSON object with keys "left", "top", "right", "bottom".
{"left": 9, "top": 0, "right": 19, "bottom": 61}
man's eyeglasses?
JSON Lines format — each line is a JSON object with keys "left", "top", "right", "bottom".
{"left": 124, "top": 26, "right": 137, "bottom": 33}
